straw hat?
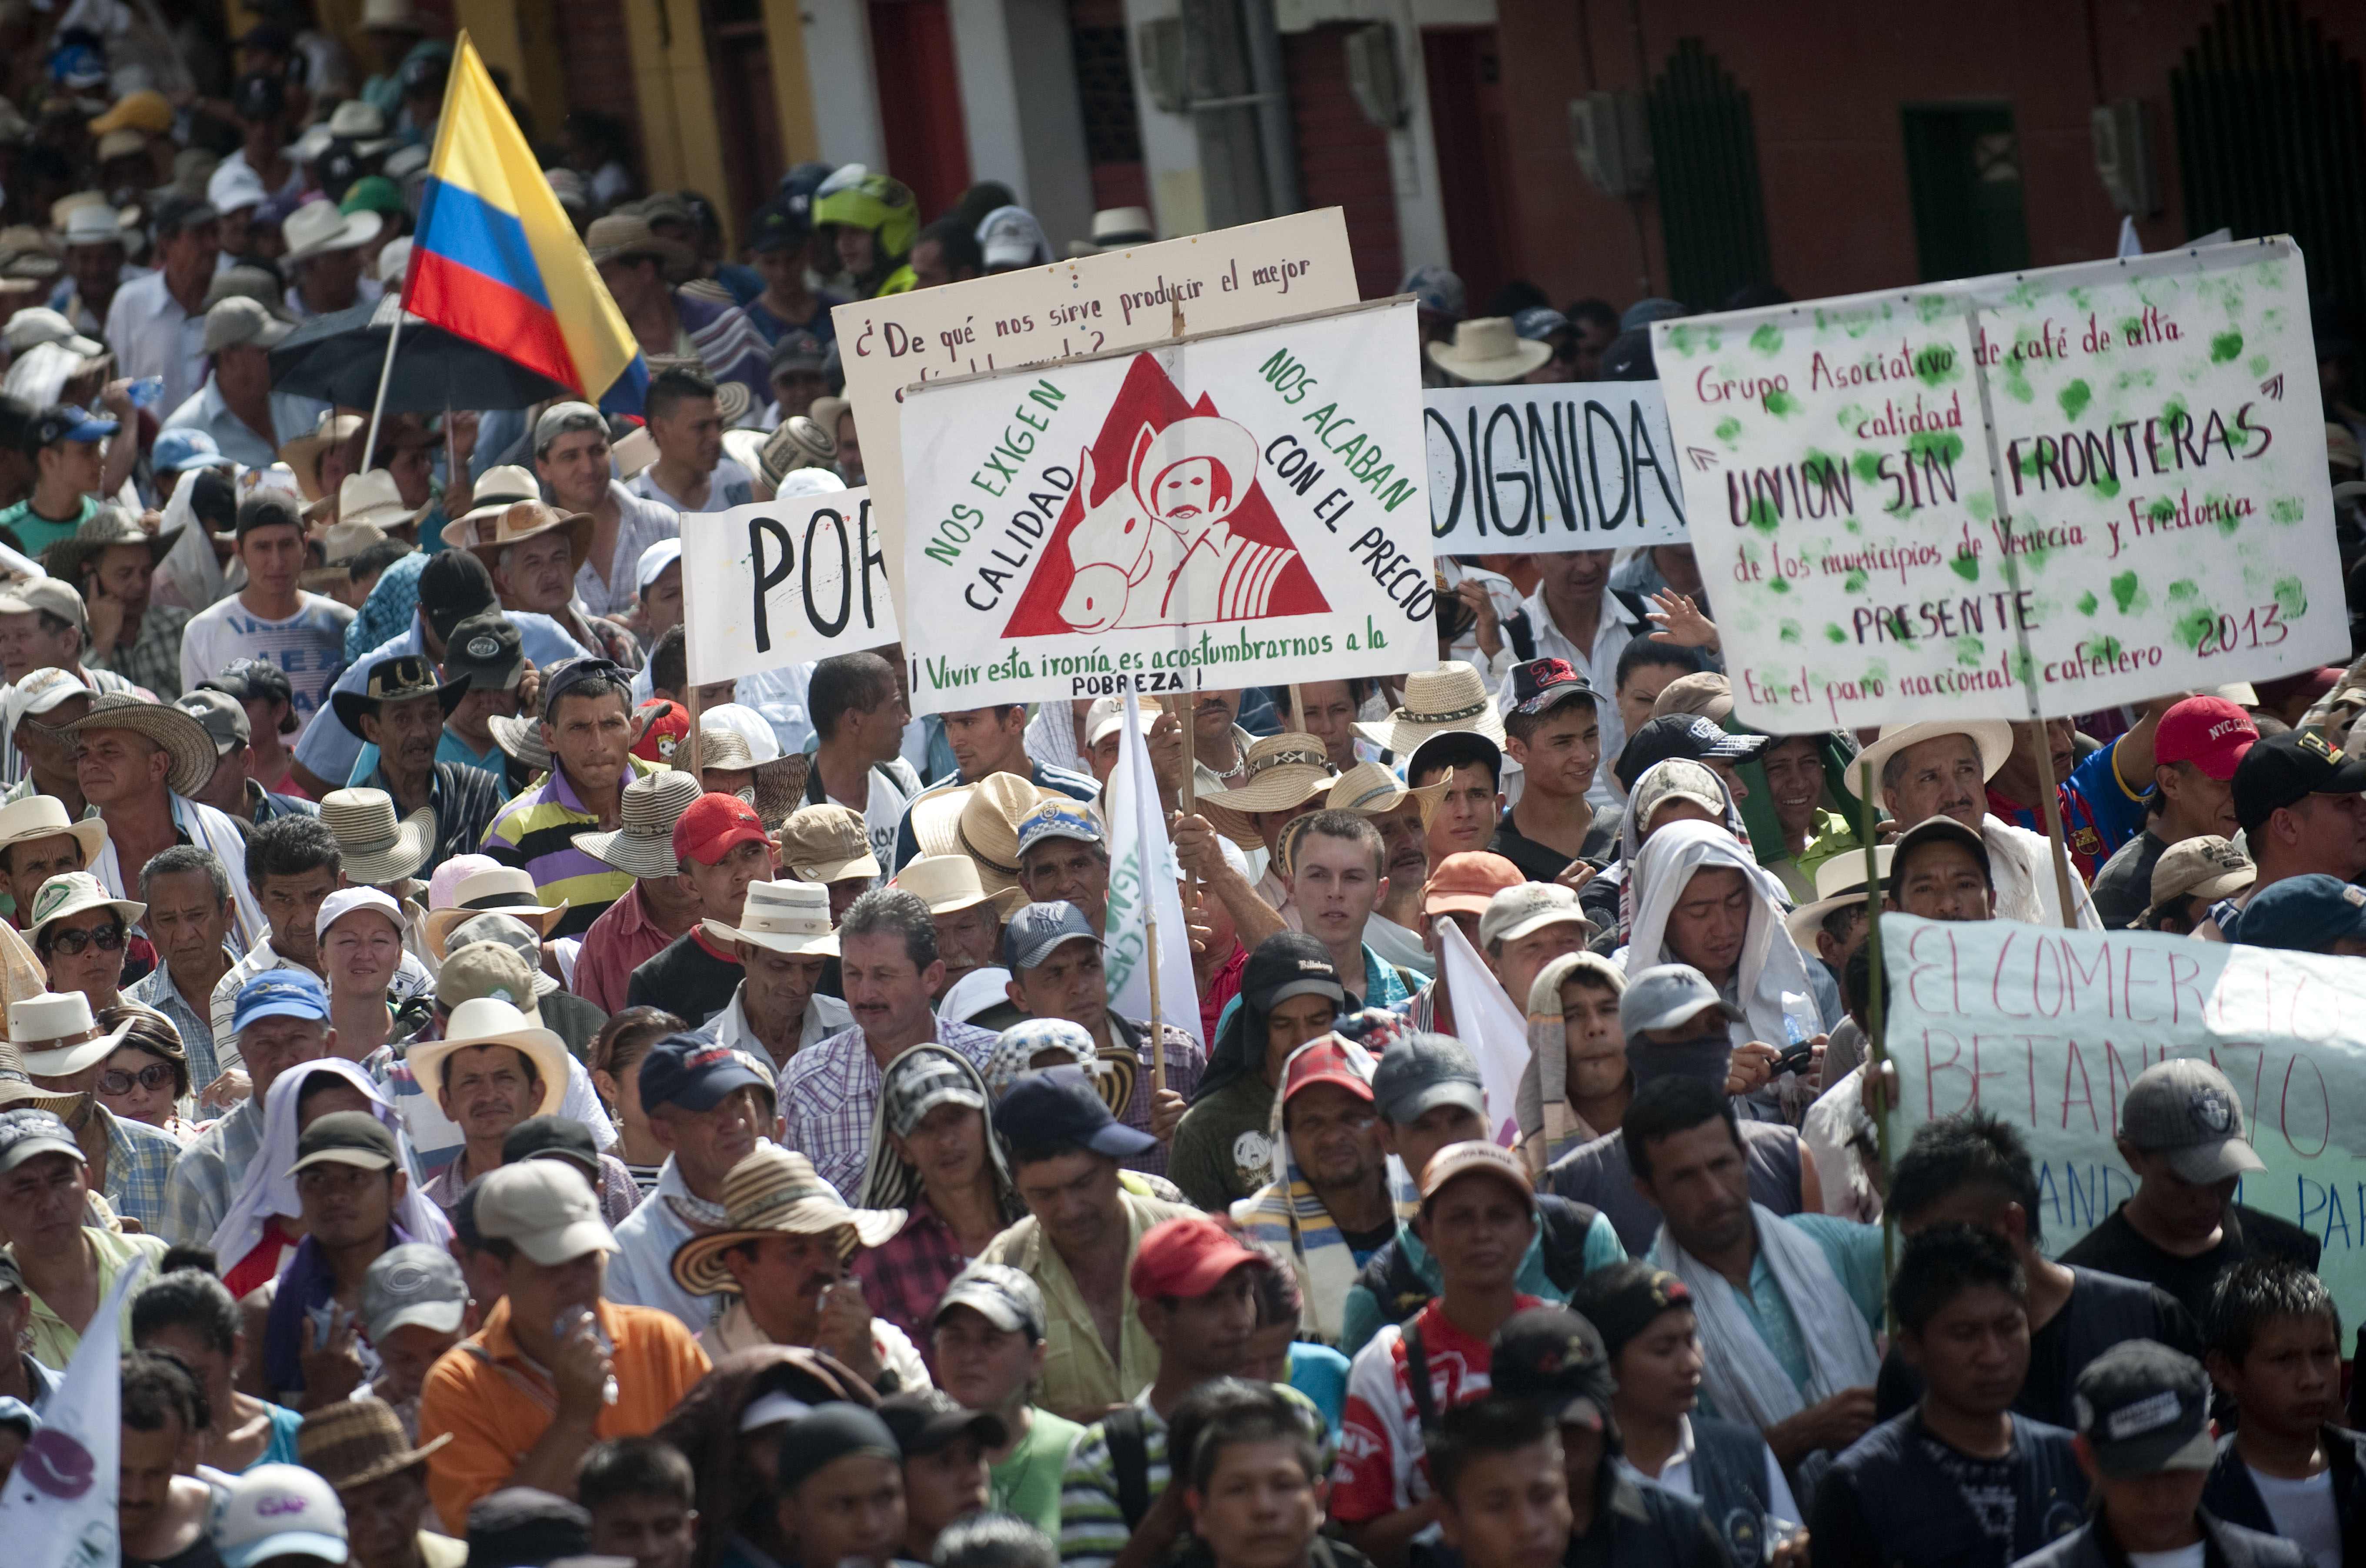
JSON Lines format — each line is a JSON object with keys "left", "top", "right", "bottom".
{"left": 909, "top": 774, "right": 1053, "bottom": 901}
{"left": 573, "top": 770, "right": 705, "bottom": 879}
{"left": 584, "top": 213, "right": 695, "bottom": 275}
{"left": 1198, "top": 733, "right": 1335, "bottom": 848}
{"left": 698, "top": 716, "right": 811, "bottom": 830}
{"left": 317, "top": 788, "right": 436, "bottom": 886}
{"left": 66, "top": 693, "right": 217, "bottom": 797}
{"left": 296, "top": 1396, "right": 451, "bottom": 1491}
{"left": 1784, "top": 846, "right": 1896, "bottom": 949}
{"left": 776, "top": 803, "right": 880, "bottom": 884}
{"left": 461, "top": 500, "right": 594, "bottom": 575}
{"left": 423, "top": 866, "right": 567, "bottom": 959}
{"left": 704, "top": 878, "right": 840, "bottom": 957}
{"left": 0, "top": 795, "right": 106, "bottom": 872}
{"left": 670, "top": 1144, "right": 905, "bottom": 1296}
{"left": 1353, "top": 663, "right": 1507, "bottom": 752}
{"left": 1326, "top": 759, "right": 1447, "bottom": 819}
{"left": 1853, "top": 720, "right": 2014, "bottom": 800}
{"left": 407, "top": 996, "right": 570, "bottom": 1118}
{"left": 891, "top": 855, "right": 994, "bottom": 917}
{"left": 299, "top": 516, "right": 394, "bottom": 593}
{"left": 454, "top": 464, "right": 543, "bottom": 530}
{"left": 10, "top": 989, "right": 134, "bottom": 1079}
{"left": 331, "top": 469, "right": 430, "bottom": 537}
{"left": 1426, "top": 317, "right": 1552, "bottom": 384}
{"left": 280, "top": 413, "right": 366, "bottom": 501}
{"left": 485, "top": 711, "right": 551, "bottom": 775}
{"left": 282, "top": 199, "right": 383, "bottom": 265}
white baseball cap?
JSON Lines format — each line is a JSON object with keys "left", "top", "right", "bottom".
{"left": 315, "top": 885, "right": 407, "bottom": 942}
{"left": 213, "top": 1464, "right": 347, "bottom": 1568}
{"left": 476, "top": 1159, "right": 615, "bottom": 1266}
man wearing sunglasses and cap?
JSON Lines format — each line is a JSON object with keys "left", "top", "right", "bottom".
{"left": 479, "top": 656, "right": 660, "bottom": 937}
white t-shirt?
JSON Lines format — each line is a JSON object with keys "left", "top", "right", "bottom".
{"left": 815, "top": 761, "right": 920, "bottom": 887}
{"left": 630, "top": 455, "right": 756, "bottom": 514}
{"left": 181, "top": 591, "right": 357, "bottom": 721}
{"left": 2126, "top": 1546, "right": 2207, "bottom": 1568}
{"left": 2246, "top": 1464, "right": 2340, "bottom": 1567}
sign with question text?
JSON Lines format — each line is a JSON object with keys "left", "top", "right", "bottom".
{"left": 897, "top": 299, "right": 1432, "bottom": 714}
{"left": 1885, "top": 913, "right": 2366, "bottom": 1297}
{"left": 834, "top": 210, "right": 1360, "bottom": 610}
{"left": 681, "top": 489, "right": 901, "bottom": 685}
{"left": 1424, "top": 380, "right": 1689, "bottom": 552}
{"left": 1652, "top": 239, "right": 2341, "bottom": 730}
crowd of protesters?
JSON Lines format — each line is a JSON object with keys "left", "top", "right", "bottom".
{"left": 3, "top": 4, "right": 2366, "bottom": 1568}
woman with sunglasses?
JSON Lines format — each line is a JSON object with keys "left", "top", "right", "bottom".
{"left": 95, "top": 1002, "right": 202, "bottom": 1142}
{"left": 26, "top": 869, "right": 140, "bottom": 1016}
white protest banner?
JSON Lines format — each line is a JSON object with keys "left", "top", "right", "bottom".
{"left": 682, "top": 489, "right": 900, "bottom": 685}
{"left": 1652, "top": 239, "right": 2341, "bottom": 731}
{"left": 1424, "top": 381, "right": 1689, "bottom": 553}
{"left": 897, "top": 299, "right": 1432, "bottom": 715}
{"left": 835, "top": 210, "right": 1359, "bottom": 606}
{"left": 1882, "top": 913, "right": 2364, "bottom": 1295}
{"left": 1105, "top": 690, "right": 1203, "bottom": 1050}
{"left": 0, "top": 1254, "right": 149, "bottom": 1565}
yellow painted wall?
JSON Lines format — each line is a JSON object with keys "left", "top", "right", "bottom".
{"left": 453, "top": 0, "right": 567, "bottom": 144}
{"left": 618, "top": 0, "right": 736, "bottom": 244}
{"left": 760, "top": 0, "right": 821, "bottom": 166}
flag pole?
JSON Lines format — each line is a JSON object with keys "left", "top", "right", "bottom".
{"left": 360, "top": 305, "right": 404, "bottom": 472}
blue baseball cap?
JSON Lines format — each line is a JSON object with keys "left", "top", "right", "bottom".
{"left": 1003, "top": 900, "right": 1100, "bottom": 971}
{"left": 1512, "top": 306, "right": 1569, "bottom": 341}
{"left": 29, "top": 405, "right": 117, "bottom": 449}
{"left": 1015, "top": 800, "right": 1103, "bottom": 859}
{"left": 996, "top": 1064, "right": 1156, "bottom": 1159}
{"left": 232, "top": 969, "right": 330, "bottom": 1032}
{"left": 152, "top": 427, "right": 232, "bottom": 473}
{"left": 2227, "top": 873, "right": 2366, "bottom": 954}
{"left": 637, "top": 1032, "right": 770, "bottom": 1113}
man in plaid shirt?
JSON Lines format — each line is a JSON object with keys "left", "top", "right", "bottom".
{"left": 780, "top": 887, "right": 995, "bottom": 1196}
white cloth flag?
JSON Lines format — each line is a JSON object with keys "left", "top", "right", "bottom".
{"left": 0, "top": 1252, "right": 153, "bottom": 1565}
{"left": 1103, "top": 690, "right": 1204, "bottom": 1050}
{"left": 1436, "top": 916, "right": 1527, "bottom": 1149}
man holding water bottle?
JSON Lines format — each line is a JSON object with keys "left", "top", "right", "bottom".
{"left": 416, "top": 1158, "right": 710, "bottom": 1535}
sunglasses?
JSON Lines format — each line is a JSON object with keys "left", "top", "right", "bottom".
{"left": 46, "top": 922, "right": 125, "bottom": 956}
{"left": 99, "top": 1062, "right": 176, "bottom": 1096}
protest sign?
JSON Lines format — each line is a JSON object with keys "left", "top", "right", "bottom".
{"left": 682, "top": 489, "right": 900, "bottom": 686}
{"left": 0, "top": 1254, "right": 147, "bottom": 1563}
{"left": 834, "top": 210, "right": 1360, "bottom": 607}
{"left": 897, "top": 299, "right": 1432, "bottom": 715}
{"left": 1424, "top": 381, "right": 1689, "bottom": 553}
{"left": 1652, "top": 239, "right": 2340, "bottom": 731}
{"left": 1883, "top": 912, "right": 2363, "bottom": 1295}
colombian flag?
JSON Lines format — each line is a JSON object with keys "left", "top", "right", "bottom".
{"left": 403, "top": 35, "right": 647, "bottom": 409}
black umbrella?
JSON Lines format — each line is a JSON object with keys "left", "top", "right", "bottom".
{"left": 266, "top": 292, "right": 579, "bottom": 413}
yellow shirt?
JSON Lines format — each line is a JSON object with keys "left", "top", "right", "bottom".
{"left": 977, "top": 1189, "right": 1199, "bottom": 1423}
{"left": 10, "top": 1225, "right": 171, "bottom": 1368}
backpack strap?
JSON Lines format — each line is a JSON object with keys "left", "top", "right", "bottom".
{"left": 1503, "top": 609, "right": 1535, "bottom": 663}
{"left": 1103, "top": 1407, "right": 1154, "bottom": 1531}
{"left": 1610, "top": 586, "right": 1652, "bottom": 626}
{"left": 1403, "top": 1319, "right": 1440, "bottom": 1436}
{"left": 1359, "top": 1243, "right": 1432, "bottom": 1328}
{"left": 1535, "top": 1195, "right": 1603, "bottom": 1296}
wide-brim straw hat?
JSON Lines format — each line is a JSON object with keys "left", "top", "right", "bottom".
{"left": 423, "top": 867, "right": 568, "bottom": 960}
{"left": 910, "top": 773, "right": 1054, "bottom": 902}
{"left": 461, "top": 500, "right": 595, "bottom": 576}
{"left": 1784, "top": 845, "right": 1896, "bottom": 948}
{"left": 670, "top": 1144, "right": 905, "bottom": 1297}
{"left": 318, "top": 789, "right": 437, "bottom": 886}
{"left": 408, "top": 996, "right": 571, "bottom": 1118}
{"left": 1426, "top": 316, "right": 1552, "bottom": 384}
{"left": 0, "top": 796, "right": 107, "bottom": 874}
{"left": 280, "top": 413, "right": 366, "bottom": 501}
{"left": 574, "top": 769, "right": 706, "bottom": 878}
{"left": 485, "top": 711, "right": 551, "bottom": 775}
{"left": 1852, "top": 720, "right": 2014, "bottom": 800}
{"left": 699, "top": 727, "right": 812, "bottom": 830}
{"left": 891, "top": 854, "right": 994, "bottom": 916}
{"left": 703, "top": 878, "right": 840, "bottom": 958}
{"left": 43, "top": 505, "right": 182, "bottom": 586}
{"left": 1354, "top": 662, "right": 1507, "bottom": 754}
{"left": 295, "top": 1395, "right": 452, "bottom": 1491}
{"left": 1198, "top": 732, "right": 1335, "bottom": 849}
{"left": 66, "top": 693, "right": 217, "bottom": 797}
{"left": 585, "top": 213, "right": 697, "bottom": 276}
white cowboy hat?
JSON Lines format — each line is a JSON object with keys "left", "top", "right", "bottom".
{"left": 704, "top": 878, "right": 839, "bottom": 958}
{"left": 407, "top": 996, "right": 571, "bottom": 1118}
{"left": 0, "top": 796, "right": 107, "bottom": 874}
{"left": 423, "top": 866, "right": 568, "bottom": 959}
{"left": 281, "top": 199, "right": 384, "bottom": 265}
{"left": 10, "top": 990, "right": 134, "bottom": 1079}
{"left": 891, "top": 855, "right": 994, "bottom": 917}
{"left": 1852, "top": 720, "right": 2015, "bottom": 802}
{"left": 25, "top": 869, "right": 144, "bottom": 942}
{"left": 1784, "top": 846, "right": 1897, "bottom": 949}
{"left": 1426, "top": 317, "right": 1552, "bottom": 384}
{"left": 332, "top": 469, "right": 430, "bottom": 536}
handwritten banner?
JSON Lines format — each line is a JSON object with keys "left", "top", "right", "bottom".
{"left": 897, "top": 300, "right": 1431, "bottom": 715}
{"left": 835, "top": 210, "right": 1360, "bottom": 612}
{"left": 682, "top": 490, "right": 900, "bottom": 685}
{"left": 1424, "top": 381, "right": 1688, "bottom": 552}
{"left": 1652, "top": 239, "right": 2341, "bottom": 730}
{"left": 1884, "top": 912, "right": 2366, "bottom": 1298}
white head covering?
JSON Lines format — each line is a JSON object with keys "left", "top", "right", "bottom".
{"left": 209, "top": 1058, "right": 451, "bottom": 1271}
{"left": 1622, "top": 819, "right": 1817, "bottom": 1053}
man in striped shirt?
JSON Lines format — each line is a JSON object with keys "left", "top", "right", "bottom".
{"left": 478, "top": 658, "right": 653, "bottom": 937}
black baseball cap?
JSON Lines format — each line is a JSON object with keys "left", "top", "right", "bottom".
{"left": 233, "top": 70, "right": 286, "bottom": 122}
{"left": 1241, "top": 931, "right": 1346, "bottom": 1016}
{"left": 464, "top": 1487, "right": 591, "bottom": 1567}
{"left": 235, "top": 489, "right": 304, "bottom": 539}
{"left": 636, "top": 1033, "right": 769, "bottom": 1114}
{"left": 1492, "top": 1306, "right": 1615, "bottom": 1431}
{"left": 878, "top": 1390, "right": 1009, "bottom": 1456}
{"left": 287, "top": 1110, "right": 397, "bottom": 1176}
{"left": 502, "top": 1114, "right": 599, "bottom": 1178}
{"left": 1507, "top": 657, "right": 1598, "bottom": 719}
{"left": 998, "top": 1065, "right": 1157, "bottom": 1159}
{"left": 748, "top": 197, "right": 809, "bottom": 253}
{"left": 2071, "top": 1339, "right": 2215, "bottom": 1477}
{"left": 205, "top": 659, "right": 299, "bottom": 734}
{"left": 420, "top": 549, "right": 501, "bottom": 642}
{"left": 1614, "top": 713, "right": 1769, "bottom": 794}
{"left": 443, "top": 612, "right": 525, "bottom": 692}
{"left": 777, "top": 1404, "right": 899, "bottom": 1494}
{"left": 2230, "top": 728, "right": 2366, "bottom": 832}
{"left": 1371, "top": 1032, "right": 1485, "bottom": 1124}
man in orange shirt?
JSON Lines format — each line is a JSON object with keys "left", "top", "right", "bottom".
{"left": 415, "top": 1160, "right": 710, "bottom": 1532}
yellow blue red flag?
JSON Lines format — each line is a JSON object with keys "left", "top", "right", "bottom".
{"left": 402, "top": 35, "right": 646, "bottom": 408}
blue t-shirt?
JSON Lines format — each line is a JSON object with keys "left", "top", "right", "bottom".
{"left": 253, "top": 1401, "right": 304, "bottom": 1469}
{"left": 1286, "top": 1342, "right": 1351, "bottom": 1438}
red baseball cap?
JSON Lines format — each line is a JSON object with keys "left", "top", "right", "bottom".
{"left": 632, "top": 699, "right": 689, "bottom": 764}
{"left": 1128, "top": 1216, "right": 1269, "bottom": 1300}
{"left": 673, "top": 791, "right": 771, "bottom": 867}
{"left": 1280, "top": 1037, "right": 1372, "bottom": 1107}
{"left": 1421, "top": 851, "right": 1523, "bottom": 919}
{"left": 2154, "top": 696, "right": 2257, "bottom": 782}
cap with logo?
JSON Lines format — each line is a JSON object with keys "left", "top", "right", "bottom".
{"left": 674, "top": 791, "right": 771, "bottom": 868}
{"left": 214, "top": 1464, "right": 347, "bottom": 1568}
{"left": 1506, "top": 656, "right": 1598, "bottom": 718}
{"left": 1418, "top": 1139, "right": 1535, "bottom": 1207}
{"left": 174, "top": 688, "right": 250, "bottom": 757}
{"left": 2226, "top": 872, "right": 2366, "bottom": 954}
{"left": 2231, "top": 728, "right": 2366, "bottom": 833}
{"left": 1002, "top": 900, "right": 1101, "bottom": 971}
{"left": 234, "top": 969, "right": 331, "bottom": 1033}
{"left": 932, "top": 1260, "right": 1046, "bottom": 1340}
{"left": 2142, "top": 836, "right": 2254, "bottom": 922}
{"left": 361, "top": 1242, "right": 468, "bottom": 1342}
{"left": 637, "top": 1032, "right": 771, "bottom": 1114}
{"left": 26, "top": 404, "right": 116, "bottom": 449}
{"left": 2072, "top": 1339, "right": 2216, "bottom": 1477}
{"left": 0, "top": 1109, "right": 83, "bottom": 1175}
{"left": 1370, "top": 1032, "right": 1485, "bottom": 1125}
{"left": 2118, "top": 1057, "right": 2265, "bottom": 1185}
{"left": 2153, "top": 695, "right": 2258, "bottom": 781}
{"left": 1476, "top": 881, "right": 1595, "bottom": 948}
{"left": 996, "top": 1064, "right": 1157, "bottom": 1159}
{"left": 1614, "top": 713, "right": 1769, "bottom": 794}
{"left": 1015, "top": 800, "right": 1104, "bottom": 858}
{"left": 287, "top": 1109, "right": 397, "bottom": 1177}
{"left": 442, "top": 612, "right": 525, "bottom": 691}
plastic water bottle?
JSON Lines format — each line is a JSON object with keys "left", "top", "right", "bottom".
{"left": 124, "top": 376, "right": 164, "bottom": 408}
